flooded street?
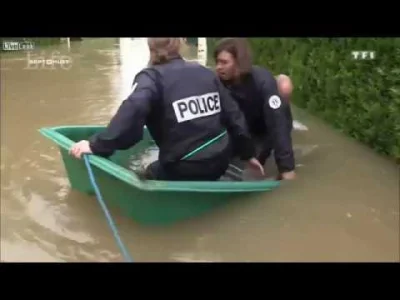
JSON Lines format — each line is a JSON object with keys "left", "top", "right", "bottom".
{"left": 1, "top": 38, "right": 399, "bottom": 262}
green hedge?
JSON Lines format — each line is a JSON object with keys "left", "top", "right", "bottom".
{"left": 207, "top": 38, "right": 218, "bottom": 66}
{"left": 186, "top": 37, "right": 198, "bottom": 46}
{"left": 246, "top": 38, "right": 400, "bottom": 161}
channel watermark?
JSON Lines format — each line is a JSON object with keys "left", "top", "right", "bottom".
{"left": 2, "top": 40, "right": 35, "bottom": 51}
{"left": 24, "top": 51, "right": 73, "bottom": 70}
{"left": 351, "top": 51, "right": 376, "bottom": 60}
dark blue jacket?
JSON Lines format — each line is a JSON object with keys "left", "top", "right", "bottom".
{"left": 88, "top": 57, "right": 255, "bottom": 166}
{"left": 221, "top": 66, "right": 295, "bottom": 173}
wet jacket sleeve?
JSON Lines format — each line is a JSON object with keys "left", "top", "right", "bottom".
{"left": 257, "top": 69, "right": 295, "bottom": 173}
{"left": 88, "top": 69, "right": 158, "bottom": 157}
{"left": 216, "top": 78, "right": 256, "bottom": 160}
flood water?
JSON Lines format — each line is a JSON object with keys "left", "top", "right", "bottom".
{"left": 1, "top": 38, "right": 399, "bottom": 262}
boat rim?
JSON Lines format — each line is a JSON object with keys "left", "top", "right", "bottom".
{"left": 39, "top": 125, "right": 281, "bottom": 193}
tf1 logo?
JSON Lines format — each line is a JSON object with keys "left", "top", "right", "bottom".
{"left": 351, "top": 51, "right": 376, "bottom": 60}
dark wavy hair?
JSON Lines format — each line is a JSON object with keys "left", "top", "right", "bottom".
{"left": 213, "top": 38, "right": 253, "bottom": 75}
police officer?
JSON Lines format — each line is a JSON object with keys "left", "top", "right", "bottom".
{"left": 69, "top": 38, "right": 264, "bottom": 181}
{"left": 213, "top": 38, "right": 296, "bottom": 180}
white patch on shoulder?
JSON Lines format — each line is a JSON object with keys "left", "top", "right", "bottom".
{"left": 268, "top": 95, "right": 281, "bottom": 109}
{"left": 130, "top": 82, "right": 138, "bottom": 94}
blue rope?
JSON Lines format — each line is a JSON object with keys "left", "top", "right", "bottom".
{"left": 83, "top": 155, "right": 134, "bottom": 262}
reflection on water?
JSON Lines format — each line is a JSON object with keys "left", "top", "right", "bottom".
{"left": 1, "top": 38, "right": 398, "bottom": 262}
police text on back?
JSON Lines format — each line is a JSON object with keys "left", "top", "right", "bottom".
{"left": 173, "top": 92, "right": 221, "bottom": 123}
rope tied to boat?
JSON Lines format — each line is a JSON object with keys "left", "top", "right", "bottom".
{"left": 83, "top": 155, "right": 134, "bottom": 263}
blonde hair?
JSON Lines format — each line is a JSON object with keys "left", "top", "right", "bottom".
{"left": 147, "top": 38, "right": 182, "bottom": 65}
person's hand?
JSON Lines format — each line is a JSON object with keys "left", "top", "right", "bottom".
{"left": 247, "top": 157, "right": 265, "bottom": 177}
{"left": 277, "top": 74, "right": 293, "bottom": 100}
{"left": 279, "top": 170, "right": 296, "bottom": 180}
{"left": 69, "top": 140, "right": 92, "bottom": 159}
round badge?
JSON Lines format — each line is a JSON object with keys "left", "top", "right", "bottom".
{"left": 268, "top": 95, "right": 281, "bottom": 109}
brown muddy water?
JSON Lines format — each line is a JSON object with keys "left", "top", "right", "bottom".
{"left": 1, "top": 38, "right": 399, "bottom": 262}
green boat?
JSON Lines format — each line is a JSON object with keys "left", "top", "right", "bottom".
{"left": 39, "top": 125, "right": 280, "bottom": 226}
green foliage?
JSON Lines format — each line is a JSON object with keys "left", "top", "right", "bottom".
{"left": 206, "top": 38, "right": 220, "bottom": 67}
{"left": 249, "top": 38, "right": 400, "bottom": 161}
{"left": 186, "top": 37, "right": 198, "bottom": 46}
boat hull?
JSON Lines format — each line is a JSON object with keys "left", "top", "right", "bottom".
{"left": 39, "top": 125, "right": 280, "bottom": 226}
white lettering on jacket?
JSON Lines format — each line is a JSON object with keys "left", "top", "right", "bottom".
{"left": 172, "top": 92, "right": 221, "bottom": 123}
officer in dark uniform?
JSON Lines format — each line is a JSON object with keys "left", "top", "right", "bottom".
{"left": 213, "top": 38, "right": 296, "bottom": 180}
{"left": 69, "top": 38, "right": 264, "bottom": 181}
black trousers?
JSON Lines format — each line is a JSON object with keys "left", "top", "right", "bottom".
{"left": 144, "top": 155, "right": 230, "bottom": 181}
{"left": 257, "top": 139, "right": 273, "bottom": 165}
{"left": 231, "top": 134, "right": 272, "bottom": 165}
